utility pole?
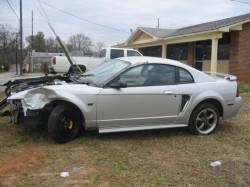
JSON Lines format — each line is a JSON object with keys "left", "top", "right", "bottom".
{"left": 31, "top": 10, "right": 34, "bottom": 50}
{"left": 15, "top": 33, "right": 18, "bottom": 75}
{"left": 30, "top": 10, "right": 34, "bottom": 72}
{"left": 157, "top": 18, "right": 160, "bottom": 29}
{"left": 19, "top": 0, "right": 23, "bottom": 75}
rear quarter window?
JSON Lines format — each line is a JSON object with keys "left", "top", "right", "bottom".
{"left": 178, "top": 68, "right": 194, "bottom": 83}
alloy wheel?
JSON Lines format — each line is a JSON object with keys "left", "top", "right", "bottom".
{"left": 195, "top": 108, "right": 218, "bottom": 134}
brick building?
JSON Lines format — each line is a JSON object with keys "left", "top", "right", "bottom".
{"left": 118, "top": 14, "right": 250, "bottom": 82}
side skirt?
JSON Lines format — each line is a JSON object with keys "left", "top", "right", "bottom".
{"left": 99, "top": 124, "right": 188, "bottom": 134}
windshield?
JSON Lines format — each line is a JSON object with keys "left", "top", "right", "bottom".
{"left": 82, "top": 59, "right": 130, "bottom": 86}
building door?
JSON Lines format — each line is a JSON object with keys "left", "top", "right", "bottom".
{"left": 195, "top": 40, "right": 211, "bottom": 71}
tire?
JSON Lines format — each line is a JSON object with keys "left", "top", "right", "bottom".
{"left": 189, "top": 103, "right": 219, "bottom": 135}
{"left": 48, "top": 104, "right": 82, "bottom": 143}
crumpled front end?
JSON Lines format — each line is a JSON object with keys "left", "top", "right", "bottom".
{"left": 7, "top": 88, "right": 58, "bottom": 124}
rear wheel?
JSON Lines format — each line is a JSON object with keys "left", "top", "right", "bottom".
{"left": 189, "top": 103, "right": 219, "bottom": 135}
{"left": 48, "top": 104, "right": 82, "bottom": 143}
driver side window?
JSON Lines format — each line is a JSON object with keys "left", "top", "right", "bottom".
{"left": 113, "top": 64, "right": 176, "bottom": 87}
{"left": 119, "top": 65, "right": 148, "bottom": 87}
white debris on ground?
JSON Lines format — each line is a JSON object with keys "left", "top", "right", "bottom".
{"left": 60, "top": 171, "right": 70, "bottom": 178}
{"left": 210, "top": 160, "right": 222, "bottom": 167}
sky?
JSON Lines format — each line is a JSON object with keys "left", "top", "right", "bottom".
{"left": 0, "top": 0, "right": 250, "bottom": 46}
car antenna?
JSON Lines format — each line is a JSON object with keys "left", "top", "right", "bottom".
{"left": 36, "top": 0, "right": 82, "bottom": 73}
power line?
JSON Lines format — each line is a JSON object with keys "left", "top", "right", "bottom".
{"left": 28, "top": 0, "right": 114, "bottom": 44}
{"left": 5, "top": 0, "right": 19, "bottom": 20}
{"left": 39, "top": 0, "right": 130, "bottom": 34}
{"left": 231, "top": 0, "right": 250, "bottom": 4}
{"left": 36, "top": 0, "right": 83, "bottom": 73}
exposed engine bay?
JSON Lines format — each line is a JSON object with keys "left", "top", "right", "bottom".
{"left": 0, "top": 72, "right": 90, "bottom": 124}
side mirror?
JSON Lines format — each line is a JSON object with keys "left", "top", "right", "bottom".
{"left": 110, "top": 81, "right": 127, "bottom": 89}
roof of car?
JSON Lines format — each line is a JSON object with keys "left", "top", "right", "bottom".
{"left": 117, "top": 56, "right": 183, "bottom": 66}
{"left": 105, "top": 47, "right": 138, "bottom": 51}
{"left": 117, "top": 56, "right": 215, "bottom": 83}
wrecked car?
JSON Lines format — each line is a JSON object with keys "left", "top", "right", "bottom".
{"left": 3, "top": 56, "right": 242, "bottom": 143}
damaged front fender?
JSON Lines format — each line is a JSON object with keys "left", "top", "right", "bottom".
{"left": 8, "top": 88, "right": 58, "bottom": 115}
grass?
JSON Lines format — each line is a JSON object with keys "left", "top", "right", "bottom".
{"left": 239, "top": 83, "right": 250, "bottom": 93}
{"left": 0, "top": 94, "right": 250, "bottom": 186}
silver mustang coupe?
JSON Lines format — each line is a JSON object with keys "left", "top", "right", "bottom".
{"left": 8, "top": 57, "right": 242, "bottom": 143}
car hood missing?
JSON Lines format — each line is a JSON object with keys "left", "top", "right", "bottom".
{"left": 8, "top": 83, "right": 102, "bottom": 115}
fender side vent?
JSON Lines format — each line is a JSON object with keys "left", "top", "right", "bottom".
{"left": 180, "top": 95, "right": 190, "bottom": 112}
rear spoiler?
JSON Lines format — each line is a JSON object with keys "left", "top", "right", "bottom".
{"left": 204, "top": 72, "right": 237, "bottom": 81}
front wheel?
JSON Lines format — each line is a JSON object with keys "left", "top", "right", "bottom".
{"left": 48, "top": 104, "right": 82, "bottom": 143}
{"left": 189, "top": 103, "right": 219, "bottom": 135}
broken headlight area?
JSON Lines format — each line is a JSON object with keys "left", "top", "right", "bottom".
{"left": 9, "top": 99, "right": 47, "bottom": 126}
{"left": 9, "top": 99, "right": 24, "bottom": 124}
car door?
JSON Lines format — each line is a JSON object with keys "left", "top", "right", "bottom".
{"left": 97, "top": 64, "right": 183, "bottom": 129}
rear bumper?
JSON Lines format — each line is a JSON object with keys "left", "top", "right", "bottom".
{"left": 223, "top": 97, "right": 242, "bottom": 119}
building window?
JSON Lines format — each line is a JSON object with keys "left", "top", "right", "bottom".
{"left": 167, "top": 43, "right": 188, "bottom": 60}
{"left": 196, "top": 33, "right": 230, "bottom": 60}
{"left": 218, "top": 44, "right": 230, "bottom": 60}
{"left": 218, "top": 33, "right": 230, "bottom": 60}
{"left": 195, "top": 40, "right": 211, "bottom": 60}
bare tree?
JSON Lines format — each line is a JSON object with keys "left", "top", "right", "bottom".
{"left": 0, "top": 25, "right": 17, "bottom": 70}
{"left": 94, "top": 42, "right": 105, "bottom": 57}
{"left": 45, "top": 37, "right": 62, "bottom": 53}
{"left": 68, "top": 34, "right": 93, "bottom": 56}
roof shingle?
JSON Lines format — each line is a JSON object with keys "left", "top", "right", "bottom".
{"left": 140, "top": 13, "right": 250, "bottom": 38}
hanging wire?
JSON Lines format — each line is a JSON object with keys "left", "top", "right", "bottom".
{"left": 231, "top": 0, "right": 250, "bottom": 4}
{"left": 39, "top": 0, "right": 130, "bottom": 34}
{"left": 5, "top": 0, "right": 19, "bottom": 20}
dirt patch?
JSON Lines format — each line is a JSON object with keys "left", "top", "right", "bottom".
{"left": 0, "top": 145, "right": 42, "bottom": 176}
{"left": 0, "top": 144, "right": 43, "bottom": 186}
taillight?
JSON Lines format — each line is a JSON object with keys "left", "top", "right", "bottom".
{"left": 236, "top": 84, "right": 240, "bottom": 97}
{"left": 52, "top": 57, "right": 56, "bottom": 65}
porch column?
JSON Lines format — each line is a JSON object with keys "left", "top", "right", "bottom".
{"left": 162, "top": 44, "right": 167, "bottom": 58}
{"left": 211, "top": 38, "right": 219, "bottom": 72}
{"left": 187, "top": 42, "right": 195, "bottom": 67}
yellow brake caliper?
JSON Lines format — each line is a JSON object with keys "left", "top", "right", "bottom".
{"left": 68, "top": 120, "right": 74, "bottom": 130}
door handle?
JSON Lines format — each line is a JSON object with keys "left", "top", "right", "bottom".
{"left": 163, "top": 91, "right": 173, "bottom": 95}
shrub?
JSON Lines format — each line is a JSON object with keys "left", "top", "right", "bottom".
{"left": 0, "top": 57, "right": 9, "bottom": 72}
{"left": 239, "top": 83, "right": 250, "bottom": 93}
